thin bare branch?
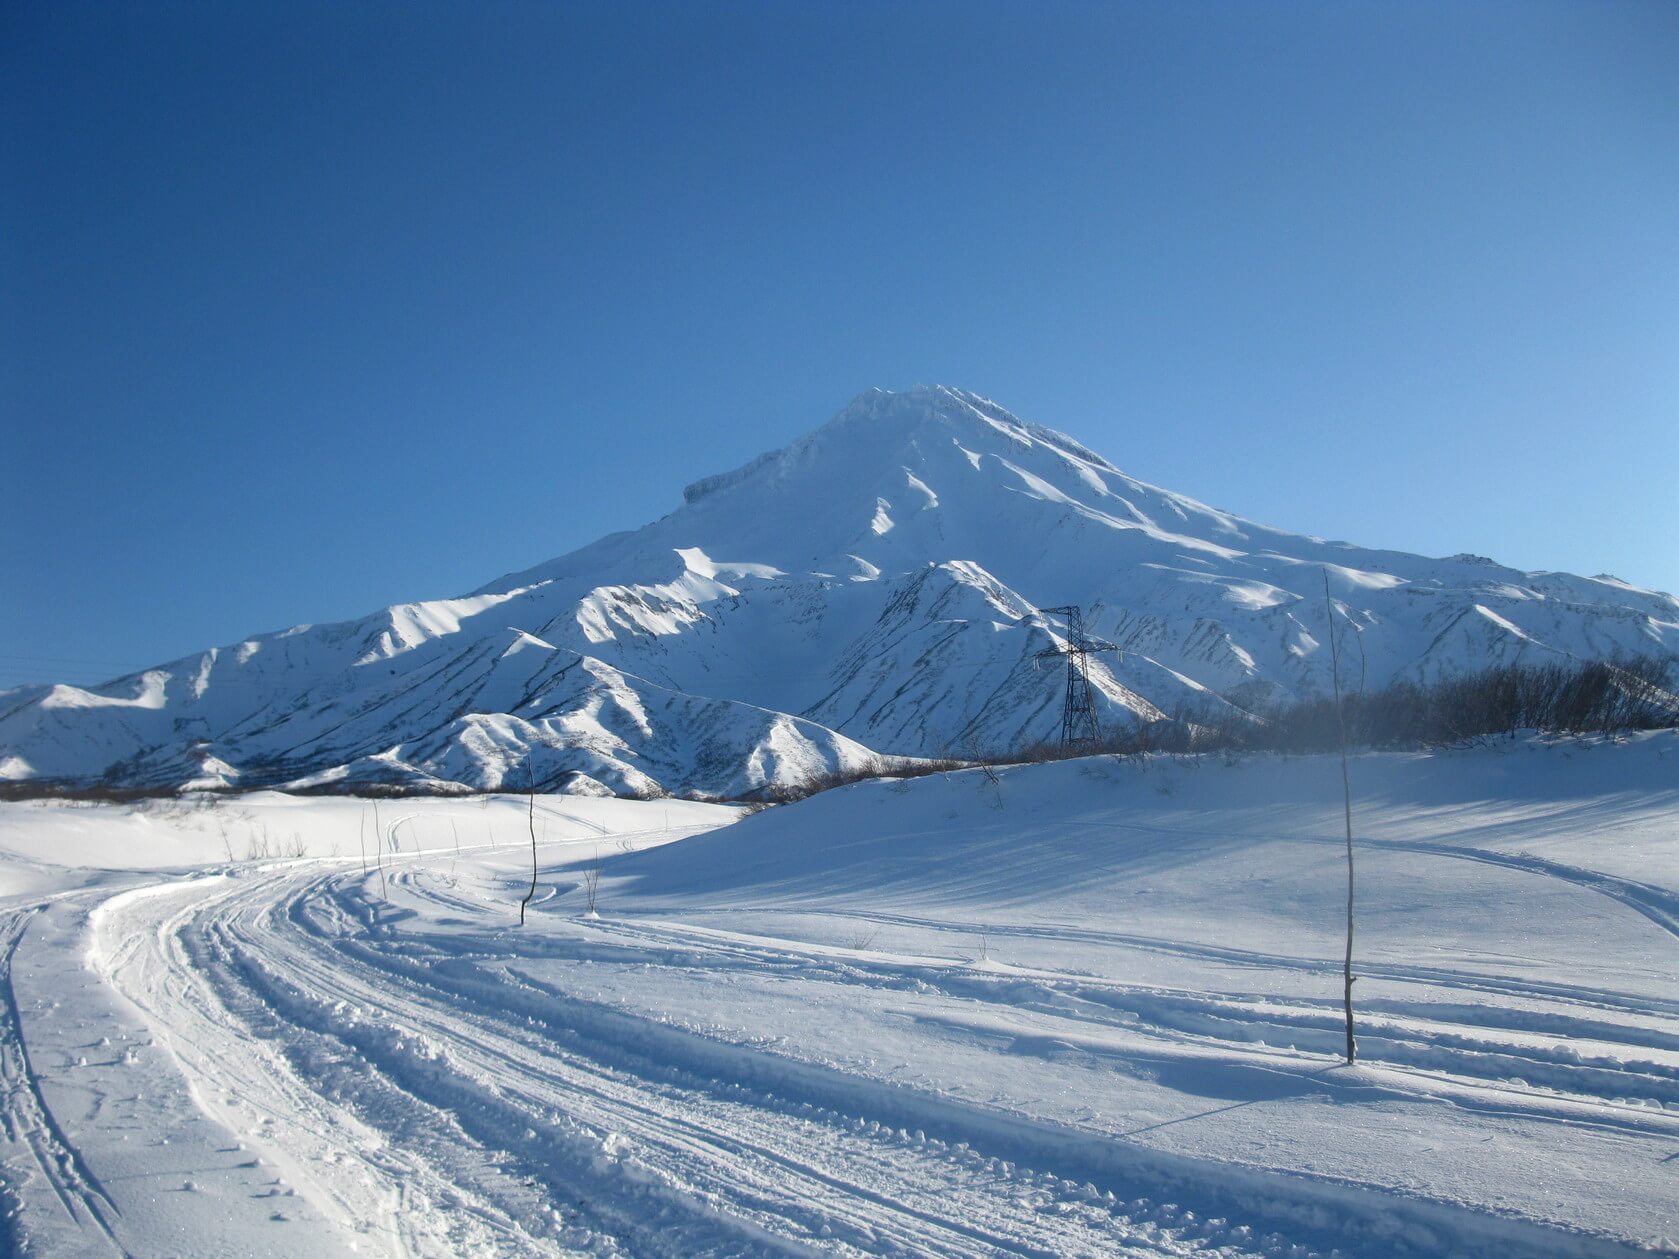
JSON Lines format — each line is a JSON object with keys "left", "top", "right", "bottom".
{"left": 1324, "top": 568, "right": 1356, "bottom": 1065}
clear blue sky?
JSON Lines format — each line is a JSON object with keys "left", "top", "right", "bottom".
{"left": 3, "top": 1, "right": 1675, "bottom": 688}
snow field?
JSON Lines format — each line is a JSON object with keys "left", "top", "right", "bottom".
{"left": 0, "top": 734, "right": 1676, "bottom": 1254}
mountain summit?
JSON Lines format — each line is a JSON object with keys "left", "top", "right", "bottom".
{"left": 6, "top": 387, "right": 1676, "bottom": 795}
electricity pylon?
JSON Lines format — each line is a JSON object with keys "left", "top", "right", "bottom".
{"left": 1035, "top": 605, "right": 1119, "bottom": 752}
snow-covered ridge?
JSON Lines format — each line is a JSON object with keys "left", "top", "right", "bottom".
{"left": 5, "top": 386, "right": 1676, "bottom": 794}
{"left": 682, "top": 448, "right": 782, "bottom": 505}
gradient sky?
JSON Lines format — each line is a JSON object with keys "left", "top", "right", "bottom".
{"left": 3, "top": 1, "right": 1676, "bottom": 689}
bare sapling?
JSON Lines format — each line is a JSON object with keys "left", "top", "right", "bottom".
{"left": 357, "top": 806, "right": 368, "bottom": 874}
{"left": 519, "top": 754, "right": 539, "bottom": 926}
{"left": 373, "top": 799, "right": 387, "bottom": 900}
{"left": 582, "top": 847, "right": 602, "bottom": 919}
{"left": 245, "top": 822, "right": 272, "bottom": 860}
{"left": 1324, "top": 569, "right": 1356, "bottom": 1064}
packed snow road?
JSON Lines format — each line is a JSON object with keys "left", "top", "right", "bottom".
{"left": 3, "top": 737, "right": 1678, "bottom": 1256}
{"left": 91, "top": 861, "right": 1285, "bottom": 1257}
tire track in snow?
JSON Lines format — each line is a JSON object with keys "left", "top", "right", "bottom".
{"left": 0, "top": 904, "right": 128, "bottom": 1256}
{"left": 1367, "top": 837, "right": 1679, "bottom": 942}
{"left": 586, "top": 913, "right": 1679, "bottom": 1124}
{"left": 90, "top": 849, "right": 1663, "bottom": 1259}
{"left": 89, "top": 874, "right": 547, "bottom": 1257}
{"left": 153, "top": 860, "right": 1336, "bottom": 1256}
{"left": 245, "top": 869, "right": 1237, "bottom": 1256}
{"left": 351, "top": 856, "right": 1679, "bottom": 1126}
{"left": 324, "top": 866, "right": 1652, "bottom": 1259}
{"left": 734, "top": 902, "right": 1679, "bottom": 1021}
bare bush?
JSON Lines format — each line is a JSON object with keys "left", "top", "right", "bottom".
{"left": 245, "top": 823, "right": 274, "bottom": 861}
{"left": 749, "top": 753, "right": 969, "bottom": 806}
{"left": 844, "top": 926, "right": 880, "bottom": 951}
{"left": 581, "top": 849, "right": 602, "bottom": 918}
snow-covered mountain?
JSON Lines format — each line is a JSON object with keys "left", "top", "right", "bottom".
{"left": 6, "top": 386, "right": 1676, "bottom": 796}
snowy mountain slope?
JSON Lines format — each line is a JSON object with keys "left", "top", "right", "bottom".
{"left": 5, "top": 385, "right": 1676, "bottom": 794}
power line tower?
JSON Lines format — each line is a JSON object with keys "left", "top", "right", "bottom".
{"left": 1035, "top": 605, "right": 1120, "bottom": 752}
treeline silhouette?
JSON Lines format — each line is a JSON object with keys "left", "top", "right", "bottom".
{"left": 756, "top": 654, "right": 1678, "bottom": 803}
{"left": 1156, "top": 654, "right": 1677, "bottom": 756}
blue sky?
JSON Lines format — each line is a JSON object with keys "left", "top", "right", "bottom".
{"left": 3, "top": 1, "right": 1675, "bottom": 688}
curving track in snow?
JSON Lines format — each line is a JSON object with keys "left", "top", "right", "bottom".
{"left": 1, "top": 900, "right": 127, "bottom": 1255}
{"left": 92, "top": 861, "right": 1280, "bottom": 1257}
{"left": 82, "top": 843, "right": 1670, "bottom": 1258}
{"left": 7, "top": 742, "right": 1675, "bottom": 1257}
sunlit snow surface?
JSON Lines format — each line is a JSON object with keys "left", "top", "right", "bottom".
{"left": 4, "top": 386, "right": 1676, "bottom": 796}
{"left": 2, "top": 734, "right": 1676, "bottom": 1255}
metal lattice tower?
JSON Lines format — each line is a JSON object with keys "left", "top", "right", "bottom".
{"left": 1035, "top": 605, "right": 1120, "bottom": 752}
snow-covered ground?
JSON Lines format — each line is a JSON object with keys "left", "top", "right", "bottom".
{"left": 1, "top": 734, "right": 1676, "bottom": 1255}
